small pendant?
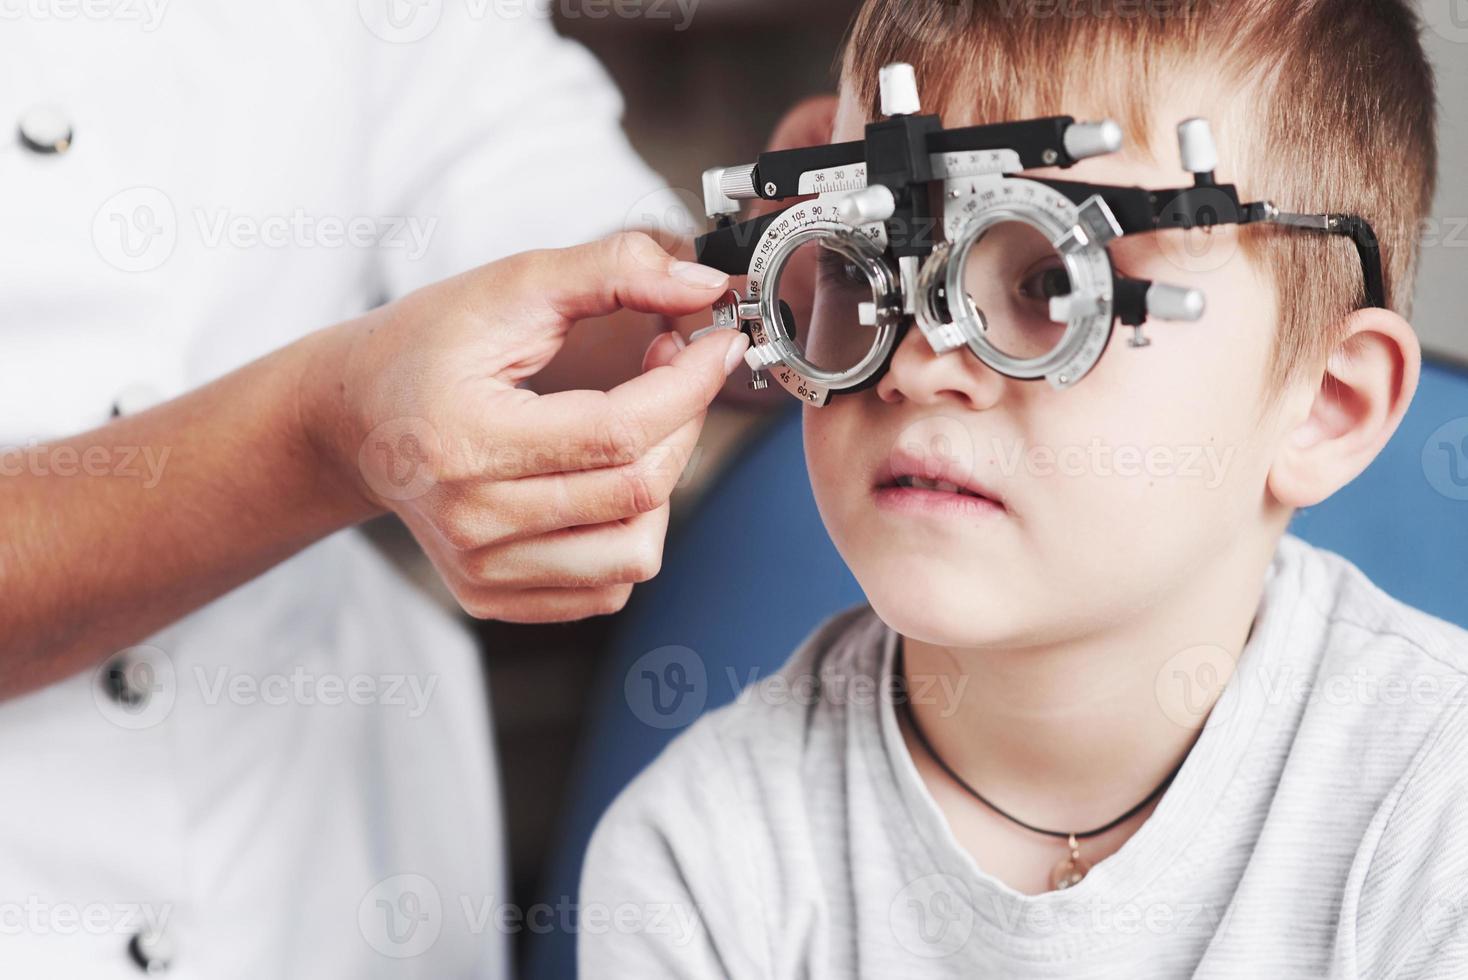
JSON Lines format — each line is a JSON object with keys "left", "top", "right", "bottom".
{"left": 1049, "top": 833, "right": 1091, "bottom": 891}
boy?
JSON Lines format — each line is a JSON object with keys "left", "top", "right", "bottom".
{"left": 581, "top": 1, "right": 1464, "bottom": 976}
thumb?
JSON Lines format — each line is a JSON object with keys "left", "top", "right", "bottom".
{"left": 524, "top": 231, "right": 731, "bottom": 325}
{"left": 485, "top": 328, "right": 749, "bottom": 480}
{"left": 641, "top": 329, "right": 688, "bottom": 374}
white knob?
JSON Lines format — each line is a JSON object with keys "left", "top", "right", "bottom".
{"left": 1063, "top": 120, "right": 1123, "bottom": 161}
{"left": 1177, "top": 118, "right": 1218, "bottom": 174}
{"left": 1146, "top": 282, "right": 1206, "bottom": 321}
{"left": 879, "top": 63, "right": 921, "bottom": 117}
{"left": 702, "top": 168, "right": 741, "bottom": 218}
{"left": 718, "top": 164, "right": 759, "bottom": 200}
{"left": 744, "top": 343, "right": 785, "bottom": 371}
{"left": 1049, "top": 293, "right": 1100, "bottom": 322}
{"left": 836, "top": 185, "right": 896, "bottom": 227}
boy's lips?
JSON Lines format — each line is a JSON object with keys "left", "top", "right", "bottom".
{"left": 873, "top": 449, "right": 1009, "bottom": 518}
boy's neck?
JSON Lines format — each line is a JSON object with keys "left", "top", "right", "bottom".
{"left": 901, "top": 534, "right": 1278, "bottom": 833}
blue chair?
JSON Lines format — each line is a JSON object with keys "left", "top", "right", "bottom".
{"left": 524, "top": 358, "right": 1468, "bottom": 980}
{"left": 1289, "top": 358, "right": 1468, "bottom": 621}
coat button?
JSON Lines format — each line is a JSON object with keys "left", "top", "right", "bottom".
{"left": 17, "top": 105, "right": 73, "bottom": 155}
{"left": 128, "top": 924, "right": 175, "bottom": 973}
{"left": 101, "top": 652, "right": 154, "bottom": 708}
{"left": 112, "top": 383, "right": 165, "bottom": 418}
{"left": 94, "top": 645, "right": 176, "bottom": 730}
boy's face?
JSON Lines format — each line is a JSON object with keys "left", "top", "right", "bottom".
{"left": 804, "top": 84, "right": 1290, "bottom": 649}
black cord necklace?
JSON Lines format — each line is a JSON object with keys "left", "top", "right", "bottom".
{"left": 894, "top": 646, "right": 1187, "bottom": 890}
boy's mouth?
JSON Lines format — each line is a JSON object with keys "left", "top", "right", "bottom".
{"left": 890, "top": 474, "right": 986, "bottom": 497}
{"left": 873, "top": 452, "right": 1009, "bottom": 517}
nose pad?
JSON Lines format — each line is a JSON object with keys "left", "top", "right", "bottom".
{"left": 913, "top": 243, "right": 972, "bottom": 357}
{"left": 875, "top": 318, "right": 1006, "bottom": 409}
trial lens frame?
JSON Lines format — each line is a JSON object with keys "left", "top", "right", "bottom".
{"left": 691, "top": 63, "right": 1386, "bottom": 405}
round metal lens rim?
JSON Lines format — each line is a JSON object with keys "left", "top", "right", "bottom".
{"left": 759, "top": 225, "right": 901, "bottom": 390}
{"left": 943, "top": 201, "right": 1111, "bottom": 380}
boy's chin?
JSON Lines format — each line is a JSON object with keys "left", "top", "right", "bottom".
{"left": 860, "top": 571, "right": 1030, "bottom": 651}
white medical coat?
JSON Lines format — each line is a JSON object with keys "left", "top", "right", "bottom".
{"left": 0, "top": 2, "right": 677, "bottom": 975}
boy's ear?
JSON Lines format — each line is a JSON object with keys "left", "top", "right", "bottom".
{"left": 1267, "top": 307, "right": 1421, "bottom": 509}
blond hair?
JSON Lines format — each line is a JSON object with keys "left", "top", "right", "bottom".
{"left": 843, "top": 0, "right": 1437, "bottom": 389}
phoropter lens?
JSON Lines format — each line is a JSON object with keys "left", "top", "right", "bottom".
{"left": 760, "top": 229, "right": 899, "bottom": 386}
{"left": 958, "top": 219, "right": 1071, "bottom": 361}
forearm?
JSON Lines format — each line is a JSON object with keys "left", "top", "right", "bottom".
{"left": 0, "top": 324, "right": 376, "bottom": 698}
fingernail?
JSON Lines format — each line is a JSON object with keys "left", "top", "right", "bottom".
{"left": 722, "top": 332, "right": 751, "bottom": 374}
{"left": 670, "top": 330, "right": 687, "bottom": 350}
{"left": 670, "top": 261, "right": 729, "bottom": 289}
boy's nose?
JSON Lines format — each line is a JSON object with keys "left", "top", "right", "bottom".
{"left": 876, "top": 325, "right": 1006, "bottom": 410}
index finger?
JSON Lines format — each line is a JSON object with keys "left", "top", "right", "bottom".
{"left": 478, "top": 328, "right": 748, "bottom": 479}
{"left": 492, "top": 231, "right": 733, "bottom": 327}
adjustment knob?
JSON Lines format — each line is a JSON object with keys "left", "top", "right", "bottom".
{"left": 1048, "top": 293, "right": 1102, "bottom": 323}
{"left": 879, "top": 63, "right": 921, "bottom": 117}
{"left": 1177, "top": 118, "right": 1218, "bottom": 175}
{"left": 702, "top": 168, "right": 741, "bottom": 218}
{"left": 718, "top": 164, "right": 760, "bottom": 201}
{"left": 1063, "top": 120, "right": 1123, "bottom": 161}
{"left": 836, "top": 185, "right": 896, "bottom": 226}
{"left": 1146, "top": 282, "right": 1206, "bottom": 321}
{"left": 744, "top": 343, "right": 785, "bottom": 371}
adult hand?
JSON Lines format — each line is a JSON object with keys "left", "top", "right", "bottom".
{"left": 310, "top": 231, "right": 747, "bottom": 623}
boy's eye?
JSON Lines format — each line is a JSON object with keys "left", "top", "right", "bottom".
{"left": 817, "top": 248, "right": 869, "bottom": 291}
{"left": 1017, "top": 263, "right": 1071, "bottom": 303}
